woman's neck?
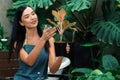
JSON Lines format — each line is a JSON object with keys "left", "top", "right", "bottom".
{"left": 26, "top": 28, "right": 38, "bottom": 37}
{"left": 24, "top": 28, "right": 40, "bottom": 45}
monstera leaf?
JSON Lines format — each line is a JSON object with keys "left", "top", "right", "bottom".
{"left": 66, "top": 0, "right": 92, "bottom": 12}
{"left": 90, "top": 20, "right": 120, "bottom": 46}
{"left": 90, "top": 0, "right": 120, "bottom": 46}
{"left": 7, "top": 0, "right": 56, "bottom": 22}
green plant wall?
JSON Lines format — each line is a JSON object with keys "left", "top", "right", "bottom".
{"left": 7, "top": 0, "right": 120, "bottom": 46}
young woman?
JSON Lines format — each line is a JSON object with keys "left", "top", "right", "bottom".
{"left": 9, "top": 5, "right": 68, "bottom": 80}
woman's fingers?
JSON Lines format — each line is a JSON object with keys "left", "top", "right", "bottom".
{"left": 42, "top": 26, "right": 57, "bottom": 40}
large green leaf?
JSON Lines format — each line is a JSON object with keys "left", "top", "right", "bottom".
{"left": 116, "top": 0, "right": 120, "bottom": 3}
{"left": 72, "top": 68, "right": 93, "bottom": 74}
{"left": 90, "top": 20, "right": 120, "bottom": 46}
{"left": 37, "top": 0, "right": 55, "bottom": 9}
{"left": 102, "top": 54, "right": 119, "bottom": 70}
{"left": 102, "top": 0, "right": 116, "bottom": 20}
{"left": 7, "top": 0, "right": 56, "bottom": 22}
{"left": 66, "top": 0, "right": 92, "bottom": 12}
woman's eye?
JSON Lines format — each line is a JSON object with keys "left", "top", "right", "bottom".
{"left": 24, "top": 15, "right": 29, "bottom": 18}
{"left": 25, "top": 16, "right": 29, "bottom": 18}
{"left": 31, "top": 12, "right": 35, "bottom": 15}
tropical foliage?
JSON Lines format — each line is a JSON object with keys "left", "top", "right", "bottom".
{"left": 7, "top": 0, "right": 56, "bottom": 22}
{"left": 90, "top": 0, "right": 120, "bottom": 46}
{"left": 68, "top": 54, "right": 119, "bottom": 80}
{"left": 7, "top": 0, "right": 120, "bottom": 45}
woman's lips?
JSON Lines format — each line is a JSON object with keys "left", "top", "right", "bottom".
{"left": 31, "top": 20, "right": 36, "bottom": 24}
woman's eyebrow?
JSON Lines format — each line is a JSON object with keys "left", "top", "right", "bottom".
{"left": 23, "top": 10, "right": 34, "bottom": 17}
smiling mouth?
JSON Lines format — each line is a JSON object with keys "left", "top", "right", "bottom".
{"left": 31, "top": 20, "right": 37, "bottom": 24}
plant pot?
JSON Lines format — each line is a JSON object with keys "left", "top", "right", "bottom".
{"left": 54, "top": 42, "right": 67, "bottom": 56}
{"left": 69, "top": 43, "right": 100, "bottom": 68}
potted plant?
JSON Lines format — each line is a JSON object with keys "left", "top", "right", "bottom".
{"left": 46, "top": 8, "right": 77, "bottom": 56}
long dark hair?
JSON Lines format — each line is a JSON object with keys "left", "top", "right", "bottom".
{"left": 9, "top": 5, "right": 49, "bottom": 59}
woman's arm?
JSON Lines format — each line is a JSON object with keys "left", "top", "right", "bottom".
{"left": 19, "top": 27, "right": 56, "bottom": 66}
{"left": 48, "top": 37, "right": 63, "bottom": 73}
{"left": 19, "top": 38, "right": 46, "bottom": 66}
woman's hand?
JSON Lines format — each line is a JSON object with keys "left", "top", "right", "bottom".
{"left": 41, "top": 25, "right": 56, "bottom": 41}
{"left": 66, "top": 43, "right": 70, "bottom": 54}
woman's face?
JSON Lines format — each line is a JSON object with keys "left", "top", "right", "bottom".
{"left": 19, "top": 7, "right": 38, "bottom": 28}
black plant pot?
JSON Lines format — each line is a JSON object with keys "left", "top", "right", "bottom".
{"left": 54, "top": 42, "right": 67, "bottom": 57}
{"left": 69, "top": 43, "right": 99, "bottom": 68}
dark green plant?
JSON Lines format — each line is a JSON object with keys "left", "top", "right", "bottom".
{"left": 0, "top": 23, "right": 4, "bottom": 39}
{"left": 90, "top": 0, "right": 120, "bottom": 46}
{"left": 65, "top": 0, "right": 98, "bottom": 44}
{"left": 7, "top": 0, "right": 56, "bottom": 22}
{"left": 0, "top": 23, "right": 4, "bottom": 50}
{"left": 71, "top": 68, "right": 115, "bottom": 80}
{"left": 69, "top": 54, "right": 119, "bottom": 80}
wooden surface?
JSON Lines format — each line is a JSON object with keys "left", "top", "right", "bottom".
{"left": 0, "top": 51, "right": 19, "bottom": 80}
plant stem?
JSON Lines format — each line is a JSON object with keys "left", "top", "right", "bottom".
{"left": 72, "top": 31, "right": 75, "bottom": 42}
{"left": 59, "top": 22, "right": 63, "bottom": 42}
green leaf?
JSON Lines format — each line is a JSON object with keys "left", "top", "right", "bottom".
{"left": 116, "top": 0, "right": 120, "bottom": 3}
{"left": 102, "top": 54, "right": 119, "bottom": 70}
{"left": 67, "top": 0, "right": 92, "bottom": 12}
{"left": 7, "top": 0, "right": 56, "bottom": 22}
{"left": 0, "top": 42, "right": 2, "bottom": 49}
{"left": 72, "top": 68, "right": 93, "bottom": 74}
{"left": 90, "top": 20, "right": 120, "bottom": 46}
{"left": 90, "top": 69, "right": 103, "bottom": 75}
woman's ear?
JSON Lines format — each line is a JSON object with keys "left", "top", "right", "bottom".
{"left": 19, "top": 21, "right": 24, "bottom": 26}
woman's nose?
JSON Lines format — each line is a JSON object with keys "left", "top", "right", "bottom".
{"left": 30, "top": 15, "right": 34, "bottom": 20}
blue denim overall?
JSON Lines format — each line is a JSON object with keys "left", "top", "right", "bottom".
{"left": 14, "top": 45, "right": 48, "bottom": 80}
